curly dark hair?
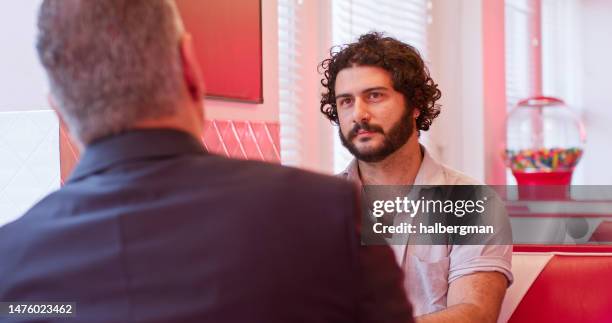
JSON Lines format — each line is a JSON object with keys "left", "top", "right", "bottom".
{"left": 319, "top": 32, "right": 441, "bottom": 133}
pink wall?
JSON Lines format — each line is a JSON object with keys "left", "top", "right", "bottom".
{"left": 0, "top": 0, "right": 48, "bottom": 112}
{"left": 482, "top": 0, "right": 508, "bottom": 185}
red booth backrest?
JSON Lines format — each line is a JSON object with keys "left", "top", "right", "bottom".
{"left": 509, "top": 254, "right": 612, "bottom": 322}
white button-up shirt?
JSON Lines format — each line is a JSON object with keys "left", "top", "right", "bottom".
{"left": 341, "top": 146, "right": 513, "bottom": 316}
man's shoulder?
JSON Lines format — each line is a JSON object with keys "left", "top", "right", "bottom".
{"left": 0, "top": 191, "right": 63, "bottom": 281}
{"left": 439, "top": 163, "right": 482, "bottom": 185}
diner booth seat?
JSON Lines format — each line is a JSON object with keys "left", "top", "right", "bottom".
{"left": 499, "top": 245, "right": 612, "bottom": 323}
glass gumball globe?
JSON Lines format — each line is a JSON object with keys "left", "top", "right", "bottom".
{"left": 504, "top": 97, "right": 586, "bottom": 185}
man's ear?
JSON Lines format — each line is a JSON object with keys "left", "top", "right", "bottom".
{"left": 48, "top": 94, "right": 83, "bottom": 151}
{"left": 48, "top": 94, "right": 68, "bottom": 130}
{"left": 179, "top": 33, "right": 205, "bottom": 102}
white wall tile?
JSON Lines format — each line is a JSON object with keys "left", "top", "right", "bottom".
{"left": 0, "top": 111, "right": 59, "bottom": 227}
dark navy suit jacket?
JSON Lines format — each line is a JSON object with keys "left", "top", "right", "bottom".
{"left": 0, "top": 130, "right": 412, "bottom": 323}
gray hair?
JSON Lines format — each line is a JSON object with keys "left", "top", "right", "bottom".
{"left": 37, "top": 0, "right": 186, "bottom": 144}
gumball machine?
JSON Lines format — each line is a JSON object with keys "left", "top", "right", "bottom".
{"left": 504, "top": 97, "right": 586, "bottom": 196}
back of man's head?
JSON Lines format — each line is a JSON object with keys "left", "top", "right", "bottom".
{"left": 37, "top": 0, "right": 186, "bottom": 145}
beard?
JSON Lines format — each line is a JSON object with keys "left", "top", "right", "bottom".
{"left": 339, "top": 107, "right": 414, "bottom": 163}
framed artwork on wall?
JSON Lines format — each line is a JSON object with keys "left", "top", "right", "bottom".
{"left": 175, "top": 0, "right": 263, "bottom": 103}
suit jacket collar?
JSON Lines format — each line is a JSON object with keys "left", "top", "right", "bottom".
{"left": 68, "top": 129, "right": 206, "bottom": 183}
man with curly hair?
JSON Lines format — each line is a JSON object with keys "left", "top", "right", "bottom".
{"left": 319, "top": 32, "right": 513, "bottom": 323}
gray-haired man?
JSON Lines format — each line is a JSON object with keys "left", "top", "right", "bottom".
{"left": 0, "top": 2, "right": 414, "bottom": 322}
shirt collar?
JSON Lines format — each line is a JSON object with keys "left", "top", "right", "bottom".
{"left": 341, "top": 144, "right": 446, "bottom": 186}
{"left": 68, "top": 129, "right": 206, "bottom": 183}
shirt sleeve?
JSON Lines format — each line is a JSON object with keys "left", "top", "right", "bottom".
{"left": 448, "top": 189, "right": 514, "bottom": 285}
{"left": 448, "top": 244, "right": 513, "bottom": 285}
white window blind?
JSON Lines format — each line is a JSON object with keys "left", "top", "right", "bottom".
{"left": 541, "top": 0, "right": 582, "bottom": 107}
{"left": 505, "top": 0, "right": 539, "bottom": 111}
{"left": 278, "top": 0, "right": 302, "bottom": 167}
{"left": 505, "top": 0, "right": 539, "bottom": 184}
{"left": 331, "top": 0, "right": 431, "bottom": 173}
{"left": 541, "top": 0, "right": 584, "bottom": 183}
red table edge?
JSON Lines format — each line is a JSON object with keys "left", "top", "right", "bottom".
{"left": 513, "top": 244, "right": 612, "bottom": 253}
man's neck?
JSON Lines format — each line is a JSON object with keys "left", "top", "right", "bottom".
{"left": 357, "top": 134, "right": 423, "bottom": 185}
{"left": 132, "top": 105, "right": 204, "bottom": 143}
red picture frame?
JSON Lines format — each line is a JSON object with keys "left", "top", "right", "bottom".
{"left": 175, "top": 0, "right": 263, "bottom": 103}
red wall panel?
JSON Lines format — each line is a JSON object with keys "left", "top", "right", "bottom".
{"left": 59, "top": 121, "right": 280, "bottom": 184}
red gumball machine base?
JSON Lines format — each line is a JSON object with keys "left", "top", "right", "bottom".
{"left": 512, "top": 170, "right": 573, "bottom": 200}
